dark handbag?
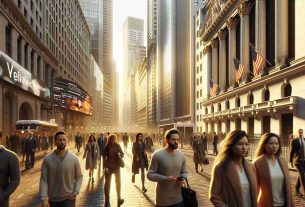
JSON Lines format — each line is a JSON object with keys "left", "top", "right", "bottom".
{"left": 180, "top": 177, "right": 198, "bottom": 207}
{"left": 118, "top": 155, "right": 125, "bottom": 168}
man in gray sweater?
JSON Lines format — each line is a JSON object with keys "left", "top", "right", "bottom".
{"left": 39, "top": 131, "right": 83, "bottom": 207}
{"left": 147, "top": 128, "right": 188, "bottom": 207}
{"left": 0, "top": 144, "right": 20, "bottom": 207}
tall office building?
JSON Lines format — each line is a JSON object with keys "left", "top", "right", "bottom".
{"left": 80, "top": 0, "right": 116, "bottom": 126}
{"left": 156, "top": 0, "right": 193, "bottom": 142}
{"left": 122, "top": 17, "right": 145, "bottom": 128}
{"left": 146, "top": 0, "right": 158, "bottom": 131}
{"left": 44, "top": 0, "right": 91, "bottom": 130}
{"left": 79, "top": 0, "right": 103, "bottom": 67}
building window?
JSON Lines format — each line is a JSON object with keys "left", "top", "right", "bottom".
{"left": 218, "top": 103, "right": 221, "bottom": 111}
{"left": 17, "top": 37, "right": 22, "bottom": 63}
{"left": 264, "top": 89, "right": 270, "bottom": 101}
{"left": 197, "top": 103, "right": 199, "bottom": 110}
{"left": 236, "top": 97, "right": 240, "bottom": 107}
{"left": 288, "top": 0, "right": 295, "bottom": 61}
{"left": 249, "top": 94, "right": 254, "bottom": 105}
{"left": 31, "top": 50, "right": 34, "bottom": 73}
{"left": 18, "top": 0, "right": 21, "bottom": 7}
{"left": 226, "top": 100, "right": 230, "bottom": 109}
{"left": 283, "top": 84, "right": 292, "bottom": 97}
{"left": 5, "top": 25, "right": 12, "bottom": 57}
{"left": 200, "top": 89, "right": 202, "bottom": 97}
{"left": 24, "top": 44, "right": 28, "bottom": 68}
{"left": 266, "top": 0, "right": 275, "bottom": 67}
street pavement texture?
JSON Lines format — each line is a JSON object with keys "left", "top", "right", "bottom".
{"left": 9, "top": 143, "right": 305, "bottom": 207}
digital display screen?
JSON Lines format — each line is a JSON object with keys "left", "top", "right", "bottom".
{"left": 53, "top": 78, "right": 93, "bottom": 115}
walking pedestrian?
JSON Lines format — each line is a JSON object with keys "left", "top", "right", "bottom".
{"left": 193, "top": 135, "right": 206, "bottom": 173}
{"left": 147, "top": 128, "right": 188, "bottom": 207}
{"left": 209, "top": 130, "right": 257, "bottom": 207}
{"left": 25, "top": 132, "right": 38, "bottom": 169}
{"left": 104, "top": 134, "right": 124, "bottom": 207}
{"left": 122, "top": 133, "right": 129, "bottom": 152}
{"left": 39, "top": 131, "right": 83, "bottom": 207}
{"left": 97, "top": 133, "right": 107, "bottom": 167}
{"left": 289, "top": 128, "right": 305, "bottom": 196}
{"left": 132, "top": 133, "right": 148, "bottom": 193}
{"left": 201, "top": 132, "right": 208, "bottom": 154}
{"left": 254, "top": 133, "right": 294, "bottom": 207}
{"left": 83, "top": 134, "right": 100, "bottom": 182}
{"left": 9, "top": 132, "right": 20, "bottom": 154}
{"left": 41, "top": 133, "right": 49, "bottom": 154}
{"left": 144, "top": 134, "right": 154, "bottom": 159}
{"left": 75, "top": 132, "right": 82, "bottom": 153}
{"left": 48, "top": 134, "right": 54, "bottom": 151}
{"left": 213, "top": 132, "right": 219, "bottom": 155}
{"left": 0, "top": 143, "right": 20, "bottom": 207}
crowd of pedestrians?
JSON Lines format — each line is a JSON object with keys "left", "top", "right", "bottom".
{"left": 0, "top": 126, "right": 304, "bottom": 207}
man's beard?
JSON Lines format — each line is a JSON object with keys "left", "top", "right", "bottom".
{"left": 57, "top": 144, "right": 66, "bottom": 151}
{"left": 168, "top": 142, "right": 178, "bottom": 149}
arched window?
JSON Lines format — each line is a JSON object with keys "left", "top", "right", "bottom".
{"left": 226, "top": 100, "right": 230, "bottom": 109}
{"left": 249, "top": 94, "right": 254, "bottom": 104}
{"left": 211, "top": 105, "right": 214, "bottom": 113}
{"left": 264, "top": 89, "right": 270, "bottom": 101}
{"left": 218, "top": 103, "right": 222, "bottom": 111}
{"left": 284, "top": 84, "right": 292, "bottom": 97}
{"left": 236, "top": 97, "right": 240, "bottom": 107}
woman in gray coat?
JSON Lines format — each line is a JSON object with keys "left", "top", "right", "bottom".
{"left": 83, "top": 134, "right": 100, "bottom": 182}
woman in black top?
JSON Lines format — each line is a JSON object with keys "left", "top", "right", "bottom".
{"left": 132, "top": 133, "right": 148, "bottom": 193}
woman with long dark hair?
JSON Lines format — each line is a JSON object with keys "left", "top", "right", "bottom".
{"left": 131, "top": 133, "right": 148, "bottom": 193}
{"left": 83, "top": 134, "right": 100, "bottom": 182}
{"left": 209, "top": 130, "right": 257, "bottom": 207}
{"left": 254, "top": 133, "right": 294, "bottom": 207}
{"left": 104, "top": 134, "right": 124, "bottom": 207}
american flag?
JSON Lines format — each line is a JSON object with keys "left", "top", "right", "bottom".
{"left": 250, "top": 45, "right": 263, "bottom": 77}
{"left": 234, "top": 57, "right": 244, "bottom": 84}
{"left": 209, "top": 79, "right": 218, "bottom": 97}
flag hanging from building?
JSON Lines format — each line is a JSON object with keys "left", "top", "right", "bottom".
{"left": 250, "top": 44, "right": 264, "bottom": 77}
{"left": 234, "top": 57, "right": 244, "bottom": 84}
{"left": 209, "top": 79, "right": 218, "bottom": 97}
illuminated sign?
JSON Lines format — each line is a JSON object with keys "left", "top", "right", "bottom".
{"left": 0, "top": 51, "right": 50, "bottom": 99}
{"left": 53, "top": 78, "right": 93, "bottom": 115}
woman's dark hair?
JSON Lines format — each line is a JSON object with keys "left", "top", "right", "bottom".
{"left": 164, "top": 128, "right": 180, "bottom": 140}
{"left": 88, "top": 134, "right": 96, "bottom": 142}
{"left": 54, "top": 131, "right": 65, "bottom": 140}
{"left": 136, "top": 133, "right": 144, "bottom": 142}
{"left": 215, "top": 130, "right": 248, "bottom": 165}
{"left": 256, "top": 133, "right": 282, "bottom": 157}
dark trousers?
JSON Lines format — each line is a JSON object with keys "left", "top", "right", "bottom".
{"left": 25, "top": 151, "right": 35, "bottom": 168}
{"left": 49, "top": 199, "right": 76, "bottom": 207}
{"left": 76, "top": 142, "right": 81, "bottom": 152}
{"left": 295, "top": 161, "right": 305, "bottom": 193}
{"left": 156, "top": 201, "right": 184, "bottom": 207}
{"left": 104, "top": 168, "right": 121, "bottom": 203}
{"left": 213, "top": 144, "right": 218, "bottom": 155}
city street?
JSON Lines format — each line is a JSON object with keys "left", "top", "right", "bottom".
{"left": 9, "top": 142, "right": 305, "bottom": 207}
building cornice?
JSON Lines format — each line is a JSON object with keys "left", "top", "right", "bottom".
{"left": 200, "top": 0, "right": 243, "bottom": 42}
{"left": 1, "top": 0, "right": 59, "bottom": 70}
{"left": 201, "top": 58, "right": 305, "bottom": 106}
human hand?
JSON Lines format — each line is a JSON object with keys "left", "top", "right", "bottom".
{"left": 167, "top": 176, "right": 177, "bottom": 183}
{"left": 176, "top": 177, "right": 185, "bottom": 187}
{"left": 68, "top": 192, "right": 77, "bottom": 200}
{"left": 41, "top": 199, "right": 50, "bottom": 207}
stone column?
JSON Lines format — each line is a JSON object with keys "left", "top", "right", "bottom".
{"left": 205, "top": 45, "right": 212, "bottom": 96}
{"left": 227, "top": 17, "right": 239, "bottom": 88}
{"left": 238, "top": 2, "right": 252, "bottom": 83}
{"left": 218, "top": 29, "right": 228, "bottom": 92}
{"left": 27, "top": 45, "right": 32, "bottom": 72}
{"left": 33, "top": 52, "right": 38, "bottom": 77}
{"left": 39, "top": 57, "right": 44, "bottom": 81}
{"left": 255, "top": 0, "right": 266, "bottom": 74}
{"left": 0, "top": 18, "right": 8, "bottom": 52}
{"left": 20, "top": 38, "right": 25, "bottom": 67}
{"left": 275, "top": 0, "right": 288, "bottom": 68}
{"left": 11, "top": 28, "right": 19, "bottom": 61}
{"left": 211, "top": 39, "right": 219, "bottom": 85}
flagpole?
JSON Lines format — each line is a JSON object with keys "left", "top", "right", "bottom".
{"left": 249, "top": 43, "right": 272, "bottom": 66}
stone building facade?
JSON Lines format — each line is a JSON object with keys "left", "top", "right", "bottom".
{"left": 196, "top": 0, "right": 305, "bottom": 159}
